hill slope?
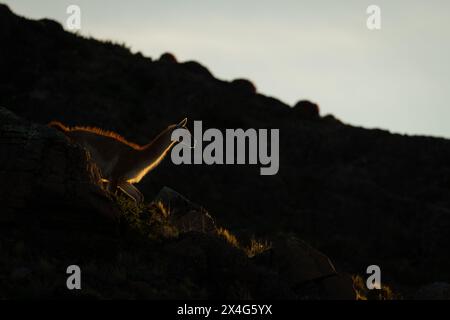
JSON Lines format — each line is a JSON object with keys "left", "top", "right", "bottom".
{"left": 1, "top": 3, "right": 450, "bottom": 294}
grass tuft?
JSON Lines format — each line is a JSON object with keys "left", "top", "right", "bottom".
{"left": 115, "top": 194, "right": 178, "bottom": 241}
{"left": 352, "top": 275, "right": 400, "bottom": 300}
{"left": 216, "top": 227, "right": 271, "bottom": 258}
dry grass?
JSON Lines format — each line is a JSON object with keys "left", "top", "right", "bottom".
{"left": 245, "top": 238, "right": 272, "bottom": 258}
{"left": 217, "top": 227, "right": 240, "bottom": 248}
{"left": 352, "top": 275, "right": 399, "bottom": 300}
{"left": 216, "top": 227, "right": 271, "bottom": 258}
{"left": 115, "top": 194, "right": 178, "bottom": 240}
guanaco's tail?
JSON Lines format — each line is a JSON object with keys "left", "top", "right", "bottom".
{"left": 48, "top": 120, "right": 69, "bottom": 132}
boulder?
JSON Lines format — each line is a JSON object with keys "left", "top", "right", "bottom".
{"left": 153, "top": 186, "right": 217, "bottom": 234}
{"left": 0, "top": 106, "right": 119, "bottom": 222}
{"left": 159, "top": 52, "right": 177, "bottom": 63}
{"left": 293, "top": 100, "right": 320, "bottom": 119}
{"left": 231, "top": 78, "right": 257, "bottom": 95}
{"left": 253, "top": 236, "right": 356, "bottom": 299}
{"left": 181, "top": 61, "right": 213, "bottom": 78}
{"left": 0, "top": 107, "right": 121, "bottom": 259}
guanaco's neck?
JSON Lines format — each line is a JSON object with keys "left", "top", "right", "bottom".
{"left": 127, "top": 125, "right": 177, "bottom": 183}
{"left": 142, "top": 125, "right": 176, "bottom": 158}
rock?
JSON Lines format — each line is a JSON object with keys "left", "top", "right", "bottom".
{"left": 254, "top": 236, "right": 355, "bottom": 299}
{"left": 163, "top": 231, "right": 295, "bottom": 299}
{"left": 293, "top": 100, "right": 320, "bottom": 118}
{"left": 0, "top": 3, "right": 12, "bottom": 16}
{"left": 0, "top": 106, "right": 120, "bottom": 222}
{"left": 414, "top": 282, "right": 450, "bottom": 300}
{"left": 181, "top": 61, "right": 213, "bottom": 78}
{"left": 322, "top": 114, "right": 342, "bottom": 125}
{"left": 159, "top": 52, "right": 177, "bottom": 63}
{"left": 231, "top": 78, "right": 257, "bottom": 95}
{"left": 255, "top": 236, "right": 337, "bottom": 283}
{"left": 0, "top": 107, "right": 121, "bottom": 259}
{"left": 39, "top": 18, "right": 64, "bottom": 33}
{"left": 153, "top": 186, "right": 216, "bottom": 234}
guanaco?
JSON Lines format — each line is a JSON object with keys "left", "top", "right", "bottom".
{"left": 48, "top": 118, "right": 188, "bottom": 203}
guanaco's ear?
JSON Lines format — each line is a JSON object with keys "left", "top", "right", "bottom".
{"left": 177, "top": 117, "right": 188, "bottom": 128}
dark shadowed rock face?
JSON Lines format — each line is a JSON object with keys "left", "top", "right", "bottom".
{"left": 0, "top": 4, "right": 450, "bottom": 295}
{"left": 253, "top": 236, "right": 356, "bottom": 300}
{"left": 0, "top": 106, "right": 118, "bottom": 221}
{"left": 0, "top": 106, "right": 121, "bottom": 260}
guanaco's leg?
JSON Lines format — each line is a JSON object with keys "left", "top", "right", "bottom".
{"left": 107, "top": 178, "right": 119, "bottom": 195}
{"left": 118, "top": 181, "right": 144, "bottom": 204}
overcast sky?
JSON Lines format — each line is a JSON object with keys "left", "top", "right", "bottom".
{"left": 4, "top": 0, "right": 450, "bottom": 138}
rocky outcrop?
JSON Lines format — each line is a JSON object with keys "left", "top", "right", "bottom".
{"left": 154, "top": 186, "right": 216, "bottom": 234}
{"left": 231, "top": 79, "right": 257, "bottom": 95}
{"left": 0, "top": 106, "right": 122, "bottom": 263}
{"left": 254, "top": 236, "right": 356, "bottom": 300}
{"left": 293, "top": 100, "right": 320, "bottom": 119}
{"left": 0, "top": 106, "right": 119, "bottom": 222}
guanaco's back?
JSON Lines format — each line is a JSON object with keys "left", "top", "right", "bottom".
{"left": 48, "top": 118, "right": 188, "bottom": 202}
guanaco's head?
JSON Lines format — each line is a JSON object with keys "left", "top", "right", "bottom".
{"left": 167, "top": 117, "right": 196, "bottom": 148}
{"left": 176, "top": 117, "right": 188, "bottom": 129}
{"left": 166, "top": 117, "right": 187, "bottom": 131}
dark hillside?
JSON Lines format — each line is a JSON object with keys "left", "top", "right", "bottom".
{"left": 1, "top": 3, "right": 450, "bottom": 295}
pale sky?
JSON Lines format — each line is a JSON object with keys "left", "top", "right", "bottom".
{"left": 3, "top": 0, "right": 450, "bottom": 138}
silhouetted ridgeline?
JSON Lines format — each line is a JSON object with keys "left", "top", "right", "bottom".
{"left": 1, "top": 3, "right": 450, "bottom": 298}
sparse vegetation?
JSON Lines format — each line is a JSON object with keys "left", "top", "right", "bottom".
{"left": 217, "top": 227, "right": 240, "bottom": 248}
{"left": 352, "top": 275, "right": 400, "bottom": 300}
{"left": 245, "top": 238, "right": 272, "bottom": 258}
{"left": 216, "top": 227, "right": 271, "bottom": 258}
{"left": 3, "top": 3, "right": 450, "bottom": 299}
{"left": 115, "top": 194, "right": 178, "bottom": 241}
